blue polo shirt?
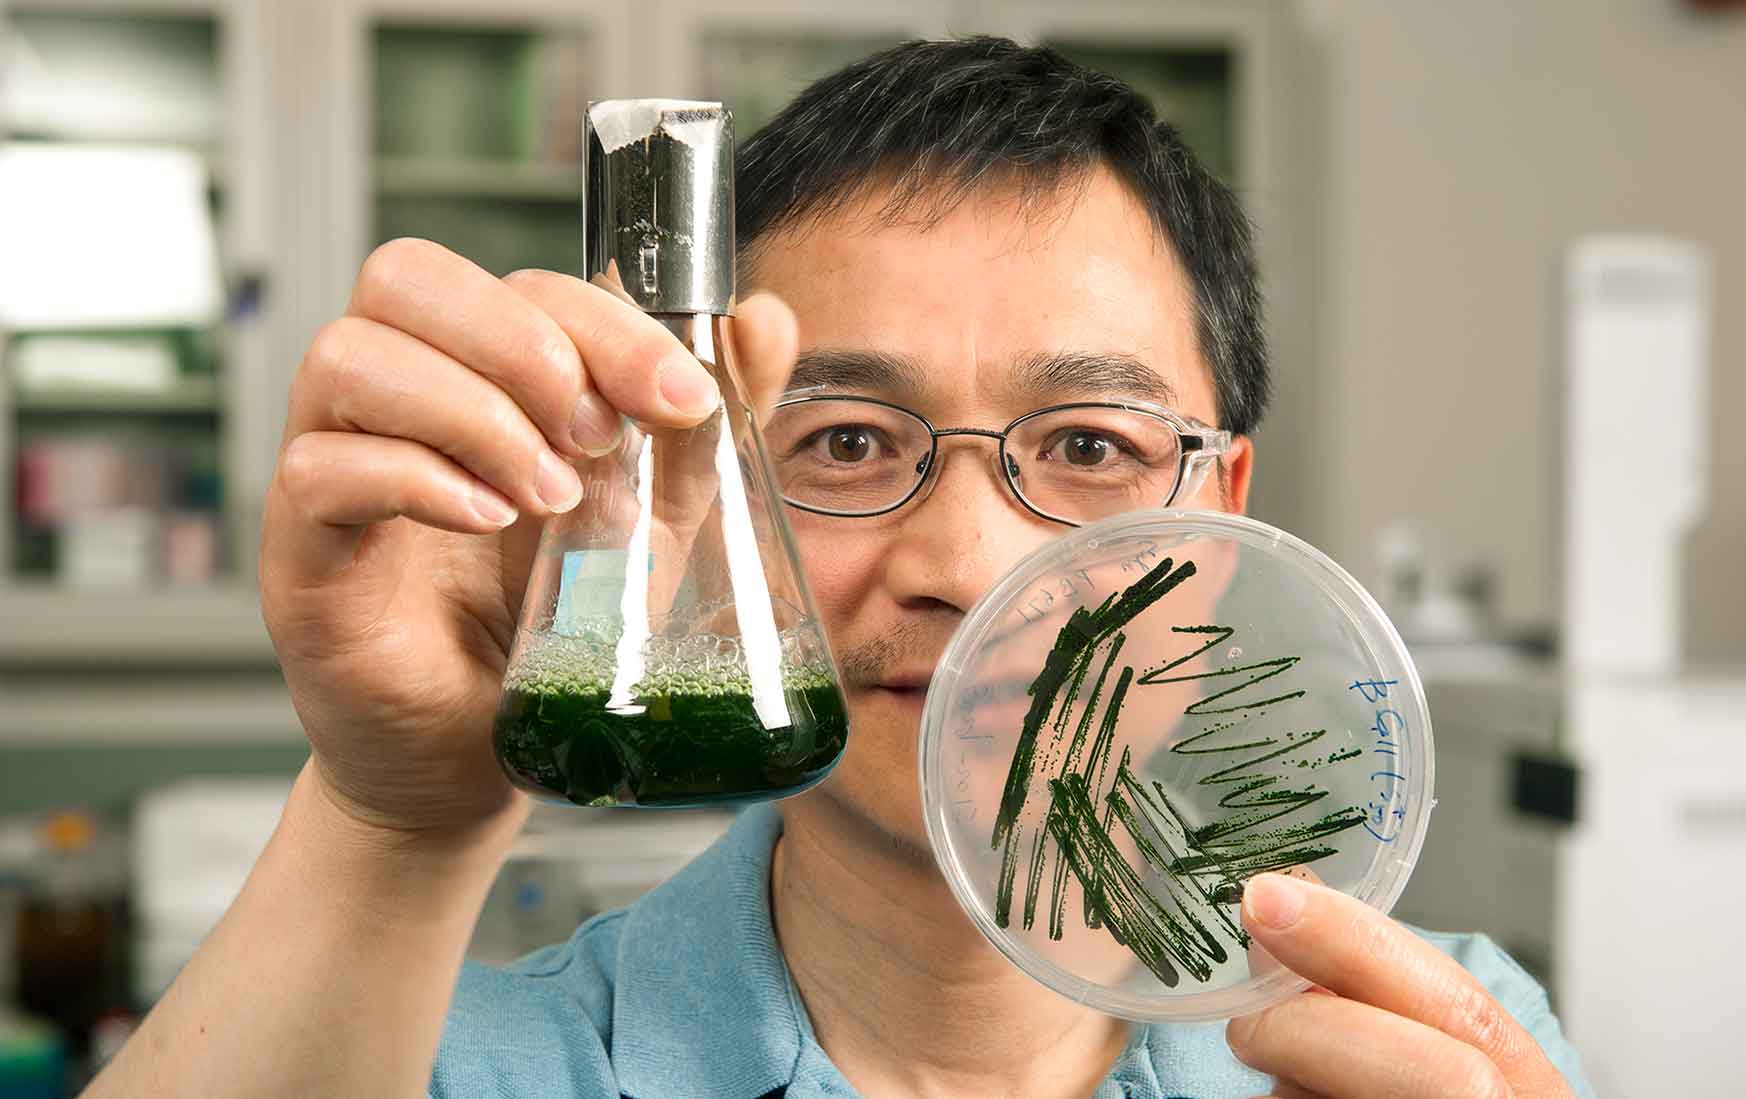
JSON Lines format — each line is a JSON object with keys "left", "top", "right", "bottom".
{"left": 430, "top": 805, "right": 1594, "bottom": 1098}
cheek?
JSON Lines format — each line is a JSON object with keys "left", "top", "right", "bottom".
{"left": 792, "top": 517, "right": 879, "bottom": 634}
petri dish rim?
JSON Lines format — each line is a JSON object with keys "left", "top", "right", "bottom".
{"left": 919, "top": 508, "right": 1436, "bottom": 1023}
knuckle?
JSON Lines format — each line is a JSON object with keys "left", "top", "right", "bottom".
{"left": 358, "top": 236, "right": 439, "bottom": 296}
{"left": 1446, "top": 1046, "right": 1511, "bottom": 1099}
{"left": 502, "top": 267, "right": 558, "bottom": 292}
{"left": 1439, "top": 981, "right": 1512, "bottom": 1058}
{"left": 301, "top": 318, "right": 373, "bottom": 415}
{"left": 1408, "top": 1040, "right": 1510, "bottom": 1099}
{"left": 1346, "top": 905, "right": 1398, "bottom": 963}
{"left": 517, "top": 327, "right": 582, "bottom": 399}
{"left": 579, "top": 283, "right": 668, "bottom": 379}
{"left": 477, "top": 391, "right": 544, "bottom": 464}
{"left": 276, "top": 433, "right": 327, "bottom": 508}
{"left": 1226, "top": 1006, "right": 1278, "bottom": 1059}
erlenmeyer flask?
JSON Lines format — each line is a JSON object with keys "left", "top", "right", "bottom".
{"left": 492, "top": 100, "right": 849, "bottom": 808}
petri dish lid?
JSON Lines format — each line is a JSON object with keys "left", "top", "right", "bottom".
{"left": 920, "top": 510, "right": 1434, "bottom": 1022}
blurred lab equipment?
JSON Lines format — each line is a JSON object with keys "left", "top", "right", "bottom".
{"left": 470, "top": 808, "right": 733, "bottom": 966}
{"left": 131, "top": 781, "right": 291, "bottom": 1005}
{"left": 1555, "top": 236, "right": 1743, "bottom": 1099}
{"left": 129, "top": 779, "right": 734, "bottom": 999}
{"left": 0, "top": 1008, "right": 64, "bottom": 1099}
{"left": 1390, "top": 235, "right": 1742, "bottom": 1099}
{"left": 0, "top": 144, "right": 227, "bottom": 588}
{"left": 5, "top": 810, "right": 128, "bottom": 1081}
{"left": 0, "top": 144, "right": 220, "bottom": 331}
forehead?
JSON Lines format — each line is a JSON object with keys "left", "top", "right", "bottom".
{"left": 744, "top": 167, "right": 1211, "bottom": 417}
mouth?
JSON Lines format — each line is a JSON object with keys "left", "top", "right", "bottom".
{"left": 856, "top": 676, "right": 933, "bottom": 708}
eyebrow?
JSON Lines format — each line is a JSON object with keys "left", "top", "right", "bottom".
{"left": 787, "top": 348, "right": 928, "bottom": 398}
{"left": 1011, "top": 350, "right": 1179, "bottom": 407}
{"left": 786, "top": 347, "right": 1180, "bottom": 407}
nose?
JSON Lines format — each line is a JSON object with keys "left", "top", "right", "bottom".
{"left": 880, "top": 440, "right": 1059, "bottom": 615}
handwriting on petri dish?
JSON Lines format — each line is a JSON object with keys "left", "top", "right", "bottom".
{"left": 1351, "top": 677, "right": 1410, "bottom": 843}
{"left": 987, "top": 554, "right": 1379, "bottom": 988}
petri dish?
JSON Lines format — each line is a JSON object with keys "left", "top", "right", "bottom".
{"left": 920, "top": 510, "right": 1434, "bottom": 1022}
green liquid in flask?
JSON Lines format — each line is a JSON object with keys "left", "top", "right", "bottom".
{"left": 493, "top": 633, "right": 848, "bottom": 807}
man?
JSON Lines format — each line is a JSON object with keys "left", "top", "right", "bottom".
{"left": 90, "top": 38, "right": 1592, "bottom": 1099}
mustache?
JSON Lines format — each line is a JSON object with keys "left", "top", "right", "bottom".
{"left": 837, "top": 616, "right": 959, "bottom": 686}
{"left": 836, "top": 615, "right": 1042, "bottom": 707}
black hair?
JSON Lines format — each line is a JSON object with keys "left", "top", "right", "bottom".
{"left": 735, "top": 34, "right": 1270, "bottom": 437}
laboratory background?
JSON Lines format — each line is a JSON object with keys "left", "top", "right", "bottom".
{"left": 0, "top": 0, "right": 1742, "bottom": 1094}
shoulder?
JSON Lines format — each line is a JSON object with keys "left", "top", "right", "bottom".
{"left": 428, "top": 909, "right": 629, "bottom": 1099}
{"left": 1410, "top": 928, "right": 1596, "bottom": 1099}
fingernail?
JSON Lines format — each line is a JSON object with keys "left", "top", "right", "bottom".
{"left": 535, "top": 450, "right": 583, "bottom": 512}
{"left": 470, "top": 487, "right": 518, "bottom": 529}
{"left": 657, "top": 351, "right": 720, "bottom": 419}
{"left": 1246, "top": 873, "right": 1307, "bottom": 931}
{"left": 569, "top": 391, "right": 623, "bottom": 456}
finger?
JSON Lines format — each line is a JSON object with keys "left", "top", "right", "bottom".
{"left": 1241, "top": 865, "right": 1324, "bottom": 980}
{"left": 269, "top": 431, "right": 518, "bottom": 578}
{"left": 346, "top": 238, "right": 600, "bottom": 458}
{"left": 730, "top": 291, "right": 799, "bottom": 419}
{"left": 1251, "top": 1083, "right": 1332, "bottom": 1099}
{"left": 500, "top": 267, "right": 723, "bottom": 430}
{"left": 291, "top": 316, "right": 582, "bottom": 517}
{"left": 1227, "top": 992, "right": 1512, "bottom": 1099}
{"left": 1240, "top": 873, "right": 1549, "bottom": 1087}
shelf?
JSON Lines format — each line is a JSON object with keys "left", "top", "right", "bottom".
{"left": 376, "top": 157, "right": 578, "bottom": 201}
{"left": 12, "top": 375, "right": 222, "bottom": 414}
{"left": 0, "top": 669, "right": 302, "bottom": 745}
{"left": 0, "top": 584, "right": 275, "bottom": 665}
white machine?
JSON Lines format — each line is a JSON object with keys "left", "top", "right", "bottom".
{"left": 1555, "top": 235, "right": 1744, "bottom": 1097}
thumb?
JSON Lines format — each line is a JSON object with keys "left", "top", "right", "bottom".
{"left": 732, "top": 291, "right": 799, "bottom": 422}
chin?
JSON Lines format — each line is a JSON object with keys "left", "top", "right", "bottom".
{"left": 790, "top": 686, "right": 935, "bottom": 862}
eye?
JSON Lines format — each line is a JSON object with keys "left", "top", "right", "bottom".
{"left": 1043, "top": 429, "right": 1132, "bottom": 469}
{"left": 1061, "top": 431, "right": 1112, "bottom": 467}
{"left": 827, "top": 427, "right": 873, "bottom": 463}
{"left": 792, "top": 423, "right": 896, "bottom": 465}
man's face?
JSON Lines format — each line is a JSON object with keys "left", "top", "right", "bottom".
{"left": 750, "top": 167, "right": 1251, "bottom": 851}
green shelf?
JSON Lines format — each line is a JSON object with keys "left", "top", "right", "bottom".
{"left": 12, "top": 375, "right": 222, "bottom": 415}
{"left": 376, "top": 157, "right": 579, "bottom": 202}
{"left": 698, "top": 32, "right": 906, "bottom": 138}
{"left": 1044, "top": 43, "right": 1236, "bottom": 183}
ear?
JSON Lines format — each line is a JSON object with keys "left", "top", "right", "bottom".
{"left": 1220, "top": 435, "right": 1254, "bottom": 515}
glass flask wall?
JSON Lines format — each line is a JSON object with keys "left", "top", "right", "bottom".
{"left": 492, "top": 313, "right": 848, "bottom": 807}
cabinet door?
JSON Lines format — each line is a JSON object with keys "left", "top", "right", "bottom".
{"left": 0, "top": 0, "right": 281, "bottom": 661}
{"left": 646, "top": 0, "right": 948, "bottom": 135}
{"left": 323, "top": 0, "right": 632, "bottom": 285}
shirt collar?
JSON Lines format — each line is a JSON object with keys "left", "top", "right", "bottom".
{"left": 611, "top": 804, "right": 803, "bottom": 1099}
{"left": 606, "top": 803, "right": 1263, "bottom": 1099}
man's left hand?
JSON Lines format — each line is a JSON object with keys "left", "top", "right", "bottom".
{"left": 1227, "top": 873, "right": 1576, "bottom": 1099}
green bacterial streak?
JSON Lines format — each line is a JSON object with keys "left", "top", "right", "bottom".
{"left": 989, "top": 554, "right": 1370, "bottom": 988}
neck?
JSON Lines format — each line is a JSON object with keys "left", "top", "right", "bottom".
{"left": 771, "top": 793, "right": 1130, "bottom": 1099}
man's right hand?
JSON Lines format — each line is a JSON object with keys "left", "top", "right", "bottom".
{"left": 260, "top": 237, "right": 798, "bottom": 841}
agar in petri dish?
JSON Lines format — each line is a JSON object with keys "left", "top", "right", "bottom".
{"left": 919, "top": 510, "right": 1434, "bottom": 1022}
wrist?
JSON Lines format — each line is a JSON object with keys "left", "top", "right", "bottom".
{"left": 286, "top": 760, "right": 527, "bottom": 923}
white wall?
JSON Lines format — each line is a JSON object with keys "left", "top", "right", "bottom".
{"left": 1284, "top": 0, "right": 1746, "bottom": 659}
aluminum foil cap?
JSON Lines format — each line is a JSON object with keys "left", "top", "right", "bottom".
{"left": 584, "top": 99, "right": 735, "bottom": 315}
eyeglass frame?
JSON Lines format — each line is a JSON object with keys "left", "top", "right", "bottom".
{"left": 769, "top": 387, "right": 1235, "bottom": 527}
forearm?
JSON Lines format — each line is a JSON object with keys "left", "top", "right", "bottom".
{"left": 85, "top": 761, "right": 523, "bottom": 1099}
